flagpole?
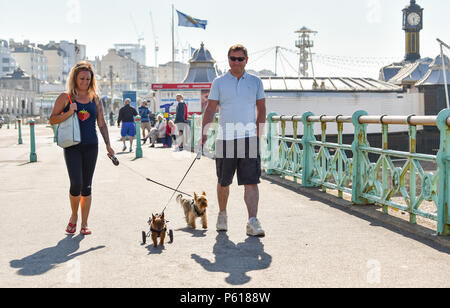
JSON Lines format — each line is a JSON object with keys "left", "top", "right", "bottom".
{"left": 172, "top": 4, "right": 175, "bottom": 82}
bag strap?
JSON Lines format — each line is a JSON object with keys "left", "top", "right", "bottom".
{"left": 67, "top": 93, "right": 74, "bottom": 105}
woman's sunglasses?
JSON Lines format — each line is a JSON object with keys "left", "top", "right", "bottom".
{"left": 229, "top": 56, "right": 246, "bottom": 62}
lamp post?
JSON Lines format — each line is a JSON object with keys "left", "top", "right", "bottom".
{"left": 103, "top": 66, "right": 120, "bottom": 114}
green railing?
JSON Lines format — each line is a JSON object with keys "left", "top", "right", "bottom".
{"left": 189, "top": 110, "right": 450, "bottom": 236}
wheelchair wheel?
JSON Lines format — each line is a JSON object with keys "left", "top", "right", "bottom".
{"left": 168, "top": 229, "right": 174, "bottom": 243}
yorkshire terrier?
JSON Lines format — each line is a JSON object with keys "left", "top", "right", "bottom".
{"left": 149, "top": 213, "right": 167, "bottom": 247}
{"left": 177, "top": 192, "right": 208, "bottom": 229}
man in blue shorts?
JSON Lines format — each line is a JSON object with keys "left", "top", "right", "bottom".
{"left": 118, "top": 98, "right": 138, "bottom": 152}
{"left": 201, "top": 44, "right": 267, "bottom": 237}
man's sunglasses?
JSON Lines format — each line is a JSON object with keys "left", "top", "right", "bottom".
{"left": 229, "top": 56, "right": 246, "bottom": 62}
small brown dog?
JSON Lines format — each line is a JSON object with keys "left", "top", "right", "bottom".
{"left": 149, "top": 213, "right": 167, "bottom": 247}
{"left": 177, "top": 192, "right": 208, "bottom": 229}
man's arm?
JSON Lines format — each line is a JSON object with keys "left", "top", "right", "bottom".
{"left": 256, "top": 98, "right": 266, "bottom": 138}
{"left": 202, "top": 99, "right": 219, "bottom": 145}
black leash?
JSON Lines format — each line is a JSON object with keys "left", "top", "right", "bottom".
{"left": 109, "top": 149, "right": 202, "bottom": 213}
{"left": 145, "top": 178, "right": 192, "bottom": 198}
{"left": 161, "top": 150, "right": 202, "bottom": 214}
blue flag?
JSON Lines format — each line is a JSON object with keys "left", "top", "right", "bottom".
{"left": 176, "top": 10, "right": 207, "bottom": 30}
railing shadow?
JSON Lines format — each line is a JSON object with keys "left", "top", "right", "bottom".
{"left": 10, "top": 235, "right": 105, "bottom": 276}
{"left": 191, "top": 233, "right": 272, "bottom": 285}
{"left": 262, "top": 174, "right": 450, "bottom": 254}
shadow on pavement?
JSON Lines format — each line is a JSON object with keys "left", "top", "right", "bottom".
{"left": 177, "top": 227, "right": 207, "bottom": 238}
{"left": 10, "top": 235, "right": 105, "bottom": 276}
{"left": 191, "top": 233, "right": 272, "bottom": 285}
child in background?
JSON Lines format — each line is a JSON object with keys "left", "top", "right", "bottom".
{"left": 163, "top": 120, "right": 176, "bottom": 148}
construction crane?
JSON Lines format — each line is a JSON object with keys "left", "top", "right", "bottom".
{"left": 149, "top": 10, "right": 159, "bottom": 69}
{"left": 130, "top": 13, "right": 144, "bottom": 46}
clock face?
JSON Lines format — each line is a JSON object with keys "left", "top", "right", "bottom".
{"left": 407, "top": 12, "right": 421, "bottom": 26}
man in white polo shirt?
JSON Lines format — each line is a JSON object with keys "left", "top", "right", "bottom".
{"left": 201, "top": 44, "right": 267, "bottom": 237}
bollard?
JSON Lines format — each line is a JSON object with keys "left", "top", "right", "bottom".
{"left": 7, "top": 116, "right": 10, "bottom": 129}
{"left": 18, "top": 119, "right": 23, "bottom": 145}
{"left": 29, "top": 120, "right": 37, "bottom": 162}
{"left": 15, "top": 118, "right": 17, "bottom": 129}
{"left": 135, "top": 116, "right": 143, "bottom": 159}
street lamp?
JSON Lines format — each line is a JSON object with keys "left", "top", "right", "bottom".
{"left": 103, "top": 65, "right": 119, "bottom": 114}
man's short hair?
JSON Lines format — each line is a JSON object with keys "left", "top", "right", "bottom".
{"left": 176, "top": 94, "right": 183, "bottom": 98}
{"left": 228, "top": 44, "right": 248, "bottom": 58}
{"left": 124, "top": 98, "right": 131, "bottom": 104}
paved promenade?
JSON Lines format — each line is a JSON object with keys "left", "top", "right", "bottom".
{"left": 1, "top": 124, "right": 450, "bottom": 288}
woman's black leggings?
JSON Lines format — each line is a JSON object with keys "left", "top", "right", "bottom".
{"left": 64, "top": 144, "right": 98, "bottom": 197}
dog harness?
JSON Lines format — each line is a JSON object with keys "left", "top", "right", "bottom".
{"left": 150, "top": 226, "right": 167, "bottom": 237}
{"left": 192, "top": 200, "right": 206, "bottom": 217}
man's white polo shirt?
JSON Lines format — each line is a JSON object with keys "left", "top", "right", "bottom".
{"left": 209, "top": 71, "right": 265, "bottom": 141}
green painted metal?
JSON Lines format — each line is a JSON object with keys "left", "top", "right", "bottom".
{"left": 18, "top": 119, "right": 23, "bottom": 145}
{"left": 135, "top": 116, "right": 143, "bottom": 159}
{"left": 190, "top": 109, "right": 450, "bottom": 236}
{"left": 301, "top": 112, "right": 315, "bottom": 187}
{"left": 436, "top": 109, "right": 450, "bottom": 235}
{"left": 351, "top": 110, "right": 370, "bottom": 205}
{"left": 29, "top": 120, "right": 37, "bottom": 163}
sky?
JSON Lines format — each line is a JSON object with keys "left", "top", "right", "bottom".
{"left": 1, "top": 0, "right": 449, "bottom": 78}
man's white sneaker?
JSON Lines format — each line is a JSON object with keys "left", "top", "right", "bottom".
{"left": 247, "top": 217, "right": 265, "bottom": 237}
{"left": 216, "top": 211, "right": 228, "bottom": 231}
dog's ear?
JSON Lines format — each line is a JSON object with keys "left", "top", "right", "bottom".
{"left": 194, "top": 192, "right": 198, "bottom": 200}
{"left": 202, "top": 191, "right": 207, "bottom": 196}
{"left": 161, "top": 212, "right": 165, "bottom": 220}
{"left": 152, "top": 214, "right": 156, "bottom": 220}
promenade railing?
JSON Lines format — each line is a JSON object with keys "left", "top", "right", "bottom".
{"left": 189, "top": 109, "right": 450, "bottom": 236}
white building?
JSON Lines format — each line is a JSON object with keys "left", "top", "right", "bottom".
{"left": 58, "top": 40, "right": 86, "bottom": 69}
{"left": 0, "top": 40, "right": 16, "bottom": 78}
{"left": 9, "top": 40, "right": 48, "bottom": 81}
{"left": 38, "top": 43, "right": 68, "bottom": 83}
{"left": 114, "top": 43, "right": 146, "bottom": 65}
{"left": 158, "top": 61, "right": 188, "bottom": 83}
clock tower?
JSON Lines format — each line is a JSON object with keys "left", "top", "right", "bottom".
{"left": 403, "top": 0, "right": 423, "bottom": 62}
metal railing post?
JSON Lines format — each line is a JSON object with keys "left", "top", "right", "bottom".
{"left": 301, "top": 112, "right": 315, "bottom": 187}
{"left": 351, "top": 110, "right": 370, "bottom": 205}
{"left": 436, "top": 109, "right": 450, "bottom": 235}
{"left": 266, "top": 112, "right": 278, "bottom": 175}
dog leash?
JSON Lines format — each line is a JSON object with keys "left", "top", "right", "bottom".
{"left": 113, "top": 155, "right": 195, "bottom": 198}
{"left": 161, "top": 149, "right": 202, "bottom": 214}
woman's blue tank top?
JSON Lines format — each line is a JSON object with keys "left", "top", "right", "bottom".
{"left": 64, "top": 98, "right": 98, "bottom": 145}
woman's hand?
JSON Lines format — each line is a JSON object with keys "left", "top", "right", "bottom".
{"left": 69, "top": 103, "right": 78, "bottom": 115}
{"left": 106, "top": 144, "right": 115, "bottom": 158}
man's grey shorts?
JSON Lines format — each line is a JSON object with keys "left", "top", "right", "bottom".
{"left": 215, "top": 137, "right": 261, "bottom": 187}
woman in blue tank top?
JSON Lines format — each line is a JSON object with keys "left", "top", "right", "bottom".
{"left": 50, "top": 61, "right": 115, "bottom": 236}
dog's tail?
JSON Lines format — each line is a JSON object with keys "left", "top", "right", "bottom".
{"left": 176, "top": 194, "right": 183, "bottom": 204}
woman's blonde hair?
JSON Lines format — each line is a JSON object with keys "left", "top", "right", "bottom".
{"left": 67, "top": 61, "right": 98, "bottom": 100}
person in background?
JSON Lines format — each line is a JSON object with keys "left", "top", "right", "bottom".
{"left": 149, "top": 115, "right": 166, "bottom": 148}
{"left": 139, "top": 100, "right": 152, "bottom": 144}
{"left": 163, "top": 120, "right": 176, "bottom": 148}
{"left": 118, "top": 98, "right": 138, "bottom": 152}
{"left": 174, "top": 94, "right": 189, "bottom": 151}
